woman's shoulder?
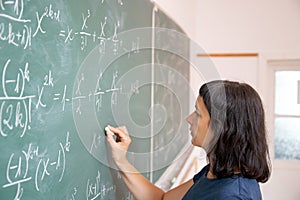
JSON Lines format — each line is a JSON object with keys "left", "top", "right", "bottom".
{"left": 214, "top": 174, "right": 262, "bottom": 199}
{"left": 187, "top": 166, "right": 262, "bottom": 200}
{"left": 236, "top": 175, "right": 262, "bottom": 199}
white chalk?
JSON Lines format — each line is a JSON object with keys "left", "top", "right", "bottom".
{"left": 105, "top": 126, "right": 114, "bottom": 136}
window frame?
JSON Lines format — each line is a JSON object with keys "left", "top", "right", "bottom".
{"left": 267, "top": 59, "right": 300, "bottom": 169}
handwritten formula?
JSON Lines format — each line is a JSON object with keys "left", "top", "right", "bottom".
{"left": 0, "top": 0, "right": 143, "bottom": 199}
{"left": 2, "top": 133, "right": 70, "bottom": 199}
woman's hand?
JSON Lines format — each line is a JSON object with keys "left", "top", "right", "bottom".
{"left": 105, "top": 125, "right": 131, "bottom": 166}
{"left": 105, "top": 125, "right": 192, "bottom": 200}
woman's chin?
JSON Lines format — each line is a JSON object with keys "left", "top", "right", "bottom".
{"left": 191, "top": 138, "right": 197, "bottom": 146}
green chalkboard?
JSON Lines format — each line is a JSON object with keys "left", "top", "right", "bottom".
{"left": 0, "top": 1, "right": 189, "bottom": 199}
{"left": 152, "top": 7, "right": 190, "bottom": 183}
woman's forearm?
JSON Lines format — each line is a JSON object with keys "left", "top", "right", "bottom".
{"left": 115, "top": 158, "right": 165, "bottom": 200}
{"left": 105, "top": 126, "right": 165, "bottom": 200}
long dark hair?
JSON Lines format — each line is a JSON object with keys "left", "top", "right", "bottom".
{"left": 199, "top": 80, "right": 271, "bottom": 183}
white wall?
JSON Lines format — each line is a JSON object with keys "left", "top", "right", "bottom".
{"left": 153, "top": 1, "right": 300, "bottom": 199}
{"left": 152, "top": 0, "right": 198, "bottom": 40}
{"left": 195, "top": 0, "right": 300, "bottom": 53}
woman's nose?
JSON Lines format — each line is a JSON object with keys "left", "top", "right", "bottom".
{"left": 186, "top": 113, "right": 193, "bottom": 124}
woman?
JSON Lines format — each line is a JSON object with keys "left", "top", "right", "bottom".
{"left": 106, "top": 80, "right": 271, "bottom": 200}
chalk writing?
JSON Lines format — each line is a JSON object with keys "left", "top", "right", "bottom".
{"left": 33, "top": 4, "right": 61, "bottom": 37}
{"left": 72, "top": 64, "right": 139, "bottom": 115}
{"left": 0, "top": 3, "right": 62, "bottom": 49}
{"left": 95, "top": 71, "right": 104, "bottom": 111}
{"left": 99, "top": 0, "right": 126, "bottom": 5}
{"left": 131, "top": 37, "right": 140, "bottom": 54}
{"left": 2, "top": 59, "right": 29, "bottom": 97}
{"left": 106, "top": 71, "right": 120, "bottom": 105}
{"left": 118, "top": 0, "right": 124, "bottom": 6}
{"left": 0, "top": 1, "right": 152, "bottom": 199}
{"left": 43, "top": 70, "right": 54, "bottom": 87}
{"left": 2, "top": 132, "right": 71, "bottom": 199}
{"left": 67, "top": 187, "right": 78, "bottom": 200}
{"left": 59, "top": 26, "right": 74, "bottom": 43}
{"left": 0, "top": 59, "right": 34, "bottom": 137}
{"left": 0, "top": 0, "right": 30, "bottom": 23}
{"left": 0, "top": 98, "right": 32, "bottom": 137}
{"left": 35, "top": 85, "right": 46, "bottom": 109}
{"left": 72, "top": 68, "right": 140, "bottom": 114}
{"left": 98, "top": 16, "right": 108, "bottom": 54}
{"left": 100, "top": 0, "right": 125, "bottom": 6}
{"left": 0, "top": 22, "right": 32, "bottom": 49}
{"left": 123, "top": 192, "right": 134, "bottom": 200}
{"left": 89, "top": 132, "right": 102, "bottom": 154}
{"left": 0, "top": 58, "right": 76, "bottom": 138}
{"left": 123, "top": 36, "right": 141, "bottom": 58}
{"left": 53, "top": 85, "right": 70, "bottom": 111}
{"left": 59, "top": 9, "right": 123, "bottom": 53}
{"left": 112, "top": 21, "right": 121, "bottom": 55}
{"left": 86, "top": 170, "right": 116, "bottom": 200}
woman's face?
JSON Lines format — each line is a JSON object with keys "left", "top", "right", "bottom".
{"left": 186, "top": 96, "right": 211, "bottom": 148}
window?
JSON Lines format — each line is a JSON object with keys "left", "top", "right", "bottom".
{"left": 274, "top": 71, "right": 300, "bottom": 160}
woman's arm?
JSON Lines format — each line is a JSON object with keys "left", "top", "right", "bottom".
{"left": 105, "top": 126, "right": 193, "bottom": 200}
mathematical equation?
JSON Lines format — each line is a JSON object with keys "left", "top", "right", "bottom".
{"left": 58, "top": 9, "right": 141, "bottom": 55}
{"left": 86, "top": 170, "right": 116, "bottom": 200}
{"left": 0, "top": 1, "right": 61, "bottom": 49}
{"left": 0, "top": 58, "right": 140, "bottom": 140}
{"left": 1, "top": 1, "right": 141, "bottom": 199}
{"left": 0, "top": 0, "right": 139, "bottom": 55}
{"left": 65, "top": 170, "right": 134, "bottom": 200}
{"left": 0, "top": 58, "right": 33, "bottom": 138}
{"left": 73, "top": 69, "right": 140, "bottom": 115}
{"left": 2, "top": 132, "right": 70, "bottom": 199}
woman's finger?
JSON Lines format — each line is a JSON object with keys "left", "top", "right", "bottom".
{"left": 119, "top": 126, "right": 129, "bottom": 135}
{"left": 108, "top": 125, "right": 129, "bottom": 142}
{"left": 105, "top": 129, "right": 116, "bottom": 145}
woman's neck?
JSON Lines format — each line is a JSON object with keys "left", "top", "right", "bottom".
{"left": 206, "top": 170, "right": 216, "bottom": 179}
{"left": 207, "top": 156, "right": 216, "bottom": 179}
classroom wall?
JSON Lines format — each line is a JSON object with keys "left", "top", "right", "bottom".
{"left": 152, "top": 0, "right": 198, "bottom": 40}
{"left": 195, "top": 0, "right": 300, "bottom": 53}
{"left": 154, "top": 0, "right": 300, "bottom": 52}
{"left": 153, "top": 0, "right": 300, "bottom": 199}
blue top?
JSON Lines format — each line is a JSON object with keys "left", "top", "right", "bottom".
{"left": 182, "top": 165, "right": 262, "bottom": 200}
